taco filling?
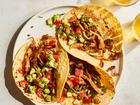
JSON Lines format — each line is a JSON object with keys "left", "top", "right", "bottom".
{"left": 60, "top": 55, "right": 111, "bottom": 105}
{"left": 56, "top": 6, "right": 122, "bottom": 60}
{"left": 17, "top": 35, "right": 60, "bottom": 102}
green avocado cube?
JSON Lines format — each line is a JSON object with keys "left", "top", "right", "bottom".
{"left": 45, "top": 95, "right": 52, "bottom": 102}
{"left": 46, "top": 18, "right": 53, "bottom": 26}
{"left": 28, "top": 86, "right": 36, "bottom": 94}
{"left": 26, "top": 75, "right": 33, "bottom": 83}
{"left": 43, "top": 88, "right": 50, "bottom": 94}
{"left": 30, "top": 67, "right": 36, "bottom": 74}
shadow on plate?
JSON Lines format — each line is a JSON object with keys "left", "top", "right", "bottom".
{"left": 4, "top": 19, "right": 35, "bottom": 105}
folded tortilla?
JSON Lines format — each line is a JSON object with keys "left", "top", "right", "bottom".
{"left": 57, "top": 5, "right": 123, "bottom": 67}
{"left": 12, "top": 35, "right": 69, "bottom": 104}
{"left": 60, "top": 55, "right": 115, "bottom": 105}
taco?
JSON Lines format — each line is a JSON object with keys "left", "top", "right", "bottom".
{"left": 12, "top": 35, "right": 69, "bottom": 104}
{"left": 59, "top": 55, "right": 115, "bottom": 105}
{"left": 57, "top": 5, "right": 123, "bottom": 66}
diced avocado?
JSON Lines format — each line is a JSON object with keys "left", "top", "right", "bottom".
{"left": 93, "top": 24, "right": 96, "bottom": 28}
{"left": 48, "top": 53, "right": 55, "bottom": 61}
{"left": 75, "top": 34, "right": 85, "bottom": 43}
{"left": 39, "top": 77, "right": 49, "bottom": 88}
{"left": 42, "top": 77, "right": 49, "bottom": 84}
{"left": 52, "top": 88, "right": 55, "bottom": 94}
{"left": 39, "top": 82, "right": 45, "bottom": 88}
{"left": 32, "top": 73, "right": 37, "bottom": 79}
{"left": 53, "top": 15, "right": 58, "bottom": 23}
{"left": 61, "top": 32, "right": 67, "bottom": 37}
{"left": 81, "top": 16, "right": 86, "bottom": 23}
{"left": 69, "top": 35, "right": 74, "bottom": 40}
{"left": 53, "top": 14, "right": 60, "bottom": 23}
{"left": 75, "top": 34, "right": 81, "bottom": 39}
{"left": 46, "top": 18, "right": 53, "bottom": 26}
{"left": 46, "top": 53, "right": 57, "bottom": 68}
{"left": 43, "top": 88, "right": 50, "bottom": 94}
{"left": 58, "top": 26, "right": 63, "bottom": 31}
{"left": 26, "top": 75, "right": 33, "bottom": 83}
{"left": 67, "top": 92, "right": 72, "bottom": 97}
{"left": 28, "top": 86, "right": 36, "bottom": 94}
{"left": 53, "top": 15, "right": 57, "bottom": 23}
{"left": 46, "top": 61, "right": 57, "bottom": 69}
{"left": 79, "top": 37, "right": 85, "bottom": 43}
{"left": 46, "top": 61, "right": 53, "bottom": 68}
{"left": 30, "top": 67, "right": 36, "bottom": 74}
{"left": 45, "top": 95, "right": 52, "bottom": 102}
{"left": 63, "top": 22, "right": 68, "bottom": 26}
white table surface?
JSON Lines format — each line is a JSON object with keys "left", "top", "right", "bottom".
{"left": 0, "top": 0, "right": 140, "bottom": 105}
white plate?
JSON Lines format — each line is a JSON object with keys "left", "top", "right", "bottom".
{"left": 13, "top": 4, "right": 123, "bottom": 105}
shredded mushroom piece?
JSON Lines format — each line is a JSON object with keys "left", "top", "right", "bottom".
{"left": 82, "top": 69, "right": 102, "bottom": 94}
{"left": 82, "top": 75, "right": 102, "bottom": 94}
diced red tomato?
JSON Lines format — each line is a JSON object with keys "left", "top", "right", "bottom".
{"left": 42, "top": 54, "right": 48, "bottom": 62}
{"left": 46, "top": 74, "right": 52, "bottom": 80}
{"left": 78, "top": 91, "right": 86, "bottom": 100}
{"left": 75, "top": 28, "right": 82, "bottom": 34}
{"left": 83, "top": 96, "right": 93, "bottom": 104}
{"left": 55, "top": 20, "right": 62, "bottom": 27}
{"left": 34, "top": 80, "right": 39, "bottom": 86}
{"left": 92, "top": 29, "right": 97, "bottom": 33}
{"left": 48, "top": 39, "right": 57, "bottom": 46}
{"left": 53, "top": 54, "right": 59, "bottom": 62}
{"left": 46, "top": 70, "right": 52, "bottom": 80}
{"left": 36, "top": 88, "right": 42, "bottom": 97}
{"left": 19, "top": 80, "right": 28, "bottom": 88}
{"left": 69, "top": 16, "right": 77, "bottom": 23}
{"left": 75, "top": 69, "right": 83, "bottom": 77}
{"left": 71, "top": 77, "right": 79, "bottom": 86}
